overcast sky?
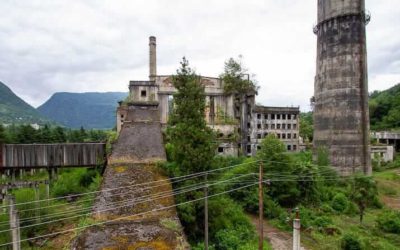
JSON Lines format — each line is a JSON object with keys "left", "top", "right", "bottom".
{"left": 0, "top": 0, "right": 399, "bottom": 110}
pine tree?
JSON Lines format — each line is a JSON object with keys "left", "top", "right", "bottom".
{"left": 167, "top": 58, "right": 216, "bottom": 175}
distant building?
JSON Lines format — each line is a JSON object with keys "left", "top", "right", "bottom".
{"left": 117, "top": 37, "right": 300, "bottom": 156}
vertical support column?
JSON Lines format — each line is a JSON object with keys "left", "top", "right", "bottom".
{"left": 45, "top": 180, "right": 50, "bottom": 206}
{"left": 8, "top": 195, "right": 21, "bottom": 250}
{"left": 293, "top": 208, "right": 300, "bottom": 250}
{"left": 34, "top": 183, "right": 40, "bottom": 223}
{"left": 11, "top": 169, "right": 15, "bottom": 182}
{"left": 258, "top": 163, "right": 264, "bottom": 250}
{"left": 204, "top": 174, "right": 208, "bottom": 250}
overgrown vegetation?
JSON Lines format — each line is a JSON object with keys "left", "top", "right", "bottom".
{"left": 369, "top": 83, "right": 400, "bottom": 130}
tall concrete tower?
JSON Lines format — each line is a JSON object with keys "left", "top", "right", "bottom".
{"left": 313, "top": 0, "right": 371, "bottom": 175}
{"left": 149, "top": 36, "right": 157, "bottom": 81}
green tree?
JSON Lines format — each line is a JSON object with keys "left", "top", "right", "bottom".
{"left": 0, "top": 124, "right": 5, "bottom": 143}
{"left": 167, "top": 57, "right": 216, "bottom": 175}
{"left": 52, "top": 126, "right": 67, "bottom": 143}
{"left": 299, "top": 112, "right": 313, "bottom": 142}
{"left": 351, "top": 175, "right": 378, "bottom": 223}
{"left": 220, "top": 56, "right": 258, "bottom": 94}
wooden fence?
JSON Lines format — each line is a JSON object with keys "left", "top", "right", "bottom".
{"left": 0, "top": 143, "right": 106, "bottom": 169}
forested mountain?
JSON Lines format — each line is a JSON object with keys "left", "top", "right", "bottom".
{"left": 369, "top": 83, "right": 400, "bottom": 131}
{"left": 38, "top": 92, "right": 127, "bottom": 129}
{"left": 0, "top": 81, "right": 51, "bottom": 125}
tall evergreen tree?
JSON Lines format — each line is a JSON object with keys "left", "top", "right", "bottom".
{"left": 167, "top": 57, "right": 216, "bottom": 175}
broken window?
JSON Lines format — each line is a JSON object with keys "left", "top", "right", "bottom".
{"left": 264, "top": 133, "right": 268, "bottom": 138}
{"left": 282, "top": 133, "right": 286, "bottom": 139}
{"left": 247, "top": 136, "right": 251, "bottom": 142}
{"left": 287, "top": 124, "right": 291, "bottom": 129}
{"left": 257, "top": 134, "right": 262, "bottom": 139}
{"left": 271, "top": 124, "right": 275, "bottom": 129}
{"left": 247, "top": 122, "right": 251, "bottom": 129}
{"left": 264, "top": 114, "right": 268, "bottom": 119}
{"left": 277, "top": 114, "right": 281, "bottom": 119}
{"left": 218, "top": 147, "right": 224, "bottom": 153}
{"left": 282, "top": 114, "right": 286, "bottom": 120}
{"left": 257, "top": 114, "right": 261, "bottom": 119}
{"left": 141, "top": 90, "right": 147, "bottom": 97}
{"left": 287, "top": 145, "right": 291, "bottom": 151}
{"left": 293, "top": 145, "right": 297, "bottom": 151}
{"left": 257, "top": 145, "right": 261, "bottom": 150}
{"left": 287, "top": 115, "right": 291, "bottom": 120}
{"left": 282, "top": 124, "right": 286, "bottom": 129}
{"left": 277, "top": 133, "right": 281, "bottom": 139}
{"left": 257, "top": 124, "right": 262, "bottom": 129}
{"left": 265, "top": 124, "right": 269, "bottom": 130}
{"left": 277, "top": 124, "right": 281, "bottom": 129}
{"left": 293, "top": 124, "right": 297, "bottom": 129}
{"left": 271, "top": 114, "right": 275, "bottom": 119}
{"left": 293, "top": 114, "right": 297, "bottom": 119}
{"left": 293, "top": 133, "right": 297, "bottom": 139}
{"left": 288, "top": 133, "right": 291, "bottom": 139}
{"left": 247, "top": 145, "right": 252, "bottom": 154}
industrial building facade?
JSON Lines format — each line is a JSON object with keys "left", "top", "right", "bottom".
{"left": 117, "top": 37, "right": 300, "bottom": 156}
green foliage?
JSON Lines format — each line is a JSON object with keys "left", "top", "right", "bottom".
{"left": 316, "top": 146, "right": 330, "bottom": 166}
{"left": 331, "top": 193, "right": 349, "bottom": 212}
{"left": 377, "top": 210, "right": 400, "bottom": 234}
{"left": 300, "top": 112, "right": 313, "bottom": 142}
{"left": 0, "top": 124, "right": 5, "bottom": 143}
{"left": 220, "top": 56, "right": 258, "bottom": 94}
{"left": 52, "top": 168, "right": 101, "bottom": 197}
{"left": 166, "top": 58, "right": 216, "bottom": 175}
{"left": 369, "top": 83, "right": 400, "bottom": 130}
{"left": 351, "top": 175, "right": 378, "bottom": 223}
{"left": 341, "top": 233, "right": 362, "bottom": 250}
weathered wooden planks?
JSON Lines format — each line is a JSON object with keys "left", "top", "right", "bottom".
{"left": 1, "top": 143, "right": 106, "bottom": 168}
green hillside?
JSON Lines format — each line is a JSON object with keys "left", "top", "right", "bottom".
{"left": 37, "top": 92, "right": 128, "bottom": 129}
{"left": 369, "top": 83, "right": 400, "bottom": 131}
{"left": 0, "top": 81, "right": 51, "bottom": 125}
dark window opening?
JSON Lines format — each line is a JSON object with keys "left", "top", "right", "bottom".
{"left": 265, "top": 124, "right": 269, "bottom": 130}
{"left": 247, "top": 136, "right": 251, "bottom": 141}
{"left": 277, "top": 114, "right": 281, "bottom": 119}
{"left": 282, "top": 114, "right": 286, "bottom": 120}
{"left": 257, "top": 124, "right": 262, "bottom": 129}
{"left": 288, "top": 124, "right": 291, "bottom": 129}
{"left": 265, "top": 114, "right": 268, "bottom": 119}
{"left": 271, "top": 114, "right": 275, "bottom": 119}
{"left": 218, "top": 147, "right": 224, "bottom": 153}
{"left": 247, "top": 145, "right": 252, "bottom": 154}
{"left": 287, "top": 115, "right": 291, "bottom": 120}
{"left": 141, "top": 90, "right": 147, "bottom": 97}
{"left": 277, "top": 124, "right": 281, "bottom": 129}
{"left": 247, "top": 122, "right": 251, "bottom": 129}
{"left": 293, "top": 133, "right": 297, "bottom": 139}
{"left": 293, "top": 115, "right": 297, "bottom": 119}
{"left": 282, "top": 133, "right": 286, "bottom": 139}
{"left": 257, "top": 134, "right": 262, "bottom": 139}
{"left": 257, "top": 114, "right": 261, "bottom": 119}
{"left": 277, "top": 133, "right": 281, "bottom": 139}
{"left": 287, "top": 145, "right": 291, "bottom": 151}
{"left": 288, "top": 133, "right": 291, "bottom": 139}
{"left": 293, "top": 124, "right": 297, "bottom": 129}
{"left": 282, "top": 124, "right": 286, "bottom": 129}
{"left": 293, "top": 145, "right": 297, "bottom": 151}
{"left": 271, "top": 124, "right": 275, "bottom": 129}
{"left": 257, "top": 145, "right": 261, "bottom": 150}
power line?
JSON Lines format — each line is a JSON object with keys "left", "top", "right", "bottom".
{"left": 0, "top": 160, "right": 262, "bottom": 209}
{"left": 0, "top": 182, "right": 258, "bottom": 247}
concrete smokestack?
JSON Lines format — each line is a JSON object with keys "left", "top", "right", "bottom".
{"left": 149, "top": 36, "right": 157, "bottom": 81}
{"left": 313, "top": 0, "right": 371, "bottom": 175}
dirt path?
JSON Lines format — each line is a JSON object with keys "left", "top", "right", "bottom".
{"left": 250, "top": 215, "right": 307, "bottom": 250}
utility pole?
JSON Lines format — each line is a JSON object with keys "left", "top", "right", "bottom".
{"left": 258, "top": 163, "right": 264, "bottom": 250}
{"left": 204, "top": 173, "right": 209, "bottom": 250}
{"left": 8, "top": 195, "right": 21, "bottom": 250}
{"left": 293, "top": 208, "right": 300, "bottom": 250}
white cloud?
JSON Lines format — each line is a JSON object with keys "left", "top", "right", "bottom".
{"left": 0, "top": 0, "right": 398, "bottom": 110}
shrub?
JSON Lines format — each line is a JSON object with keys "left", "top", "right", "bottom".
{"left": 320, "top": 203, "right": 334, "bottom": 213}
{"left": 377, "top": 210, "right": 400, "bottom": 234}
{"left": 314, "top": 216, "right": 333, "bottom": 229}
{"left": 341, "top": 233, "right": 362, "bottom": 250}
{"left": 344, "top": 202, "right": 358, "bottom": 215}
{"left": 331, "top": 193, "right": 349, "bottom": 212}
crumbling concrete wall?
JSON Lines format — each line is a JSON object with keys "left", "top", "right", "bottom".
{"left": 313, "top": 0, "right": 371, "bottom": 175}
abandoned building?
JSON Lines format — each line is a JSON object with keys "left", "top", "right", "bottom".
{"left": 313, "top": 0, "right": 372, "bottom": 175}
{"left": 117, "top": 36, "right": 300, "bottom": 156}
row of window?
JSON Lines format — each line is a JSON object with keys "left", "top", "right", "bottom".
{"left": 256, "top": 113, "right": 297, "bottom": 120}
{"left": 255, "top": 123, "right": 297, "bottom": 130}
{"left": 249, "top": 144, "right": 298, "bottom": 153}
{"left": 254, "top": 133, "right": 297, "bottom": 140}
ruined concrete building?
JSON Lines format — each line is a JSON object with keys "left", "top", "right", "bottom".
{"left": 117, "top": 36, "right": 300, "bottom": 156}
{"left": 313, "top": 0, "right": 372, "bottom": 175}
